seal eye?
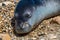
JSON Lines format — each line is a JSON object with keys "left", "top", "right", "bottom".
{"left": 23, "top": 10, "right": 32, "bottom": 19}
{"left": 24, "top": 13, "right": 32, "bottom": 18}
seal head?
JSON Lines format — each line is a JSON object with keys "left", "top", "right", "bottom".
{"left": 14, "top": 0, "right": 60, "bottom": 34}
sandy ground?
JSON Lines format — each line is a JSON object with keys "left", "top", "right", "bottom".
{"left": 0, "top": 0, "right": 60, "bottom": 40}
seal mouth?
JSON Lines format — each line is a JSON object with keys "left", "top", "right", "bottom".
{"left": 15, "top": 20, "right": 31, "bottom": 34}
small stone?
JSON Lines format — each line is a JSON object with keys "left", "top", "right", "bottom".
{"left": 52, "top": 16, "right": 60, "bottom": 24}
{"left": 47, "top": 34, "right": 57, "bottom": 39}
{"left": 0, "top": 21, "right": 2, "bottom": 24}
{"left": 0, "top": 3, "right": 2, "bottom": 6}
{"left": 38, "top": 36, "right": 47, "bottom": 40}
{"left": 9, "top": 27, "right": 11, "bottom": 30}
{"left": 4, "top": 20, "right": 7, "bottom": 22}
{"left": 0, "top": 16, "right": 2, "bottom": 21}
{"left": 2, "top": 18, "right": 4, "bottom": 20}
{"left": 2, "top": 1, "right": 13, "bottom": 6}
{"left": 0, "top": 33, "right": 11, "bottom": 40}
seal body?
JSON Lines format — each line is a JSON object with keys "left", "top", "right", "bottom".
{"left": 14, "top": 0, "right": 60, "bottom": 34}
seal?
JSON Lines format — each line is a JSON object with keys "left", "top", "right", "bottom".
{"left": 14, "top": 0, "right": 60, "bottom": 34}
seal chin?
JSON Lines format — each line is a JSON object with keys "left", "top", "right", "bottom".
{"left": 15, "top": 22, "right": 32, "bottom": 34}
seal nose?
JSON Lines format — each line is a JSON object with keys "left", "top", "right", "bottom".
{"left": 21, "top": 22, "right": 32, "bottom": 33}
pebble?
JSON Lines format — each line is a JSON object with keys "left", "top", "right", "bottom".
{"left": 52, "top": 16, "right": 60, "bottom": 24}
{"left": 0, "top": 3, "right": 2, "bottom": 6}
{"left": 47, "top": 34, "right": 57, "bottom": 39}
{"left": 2, "top": 1, "right": 13, "bottom": 6}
